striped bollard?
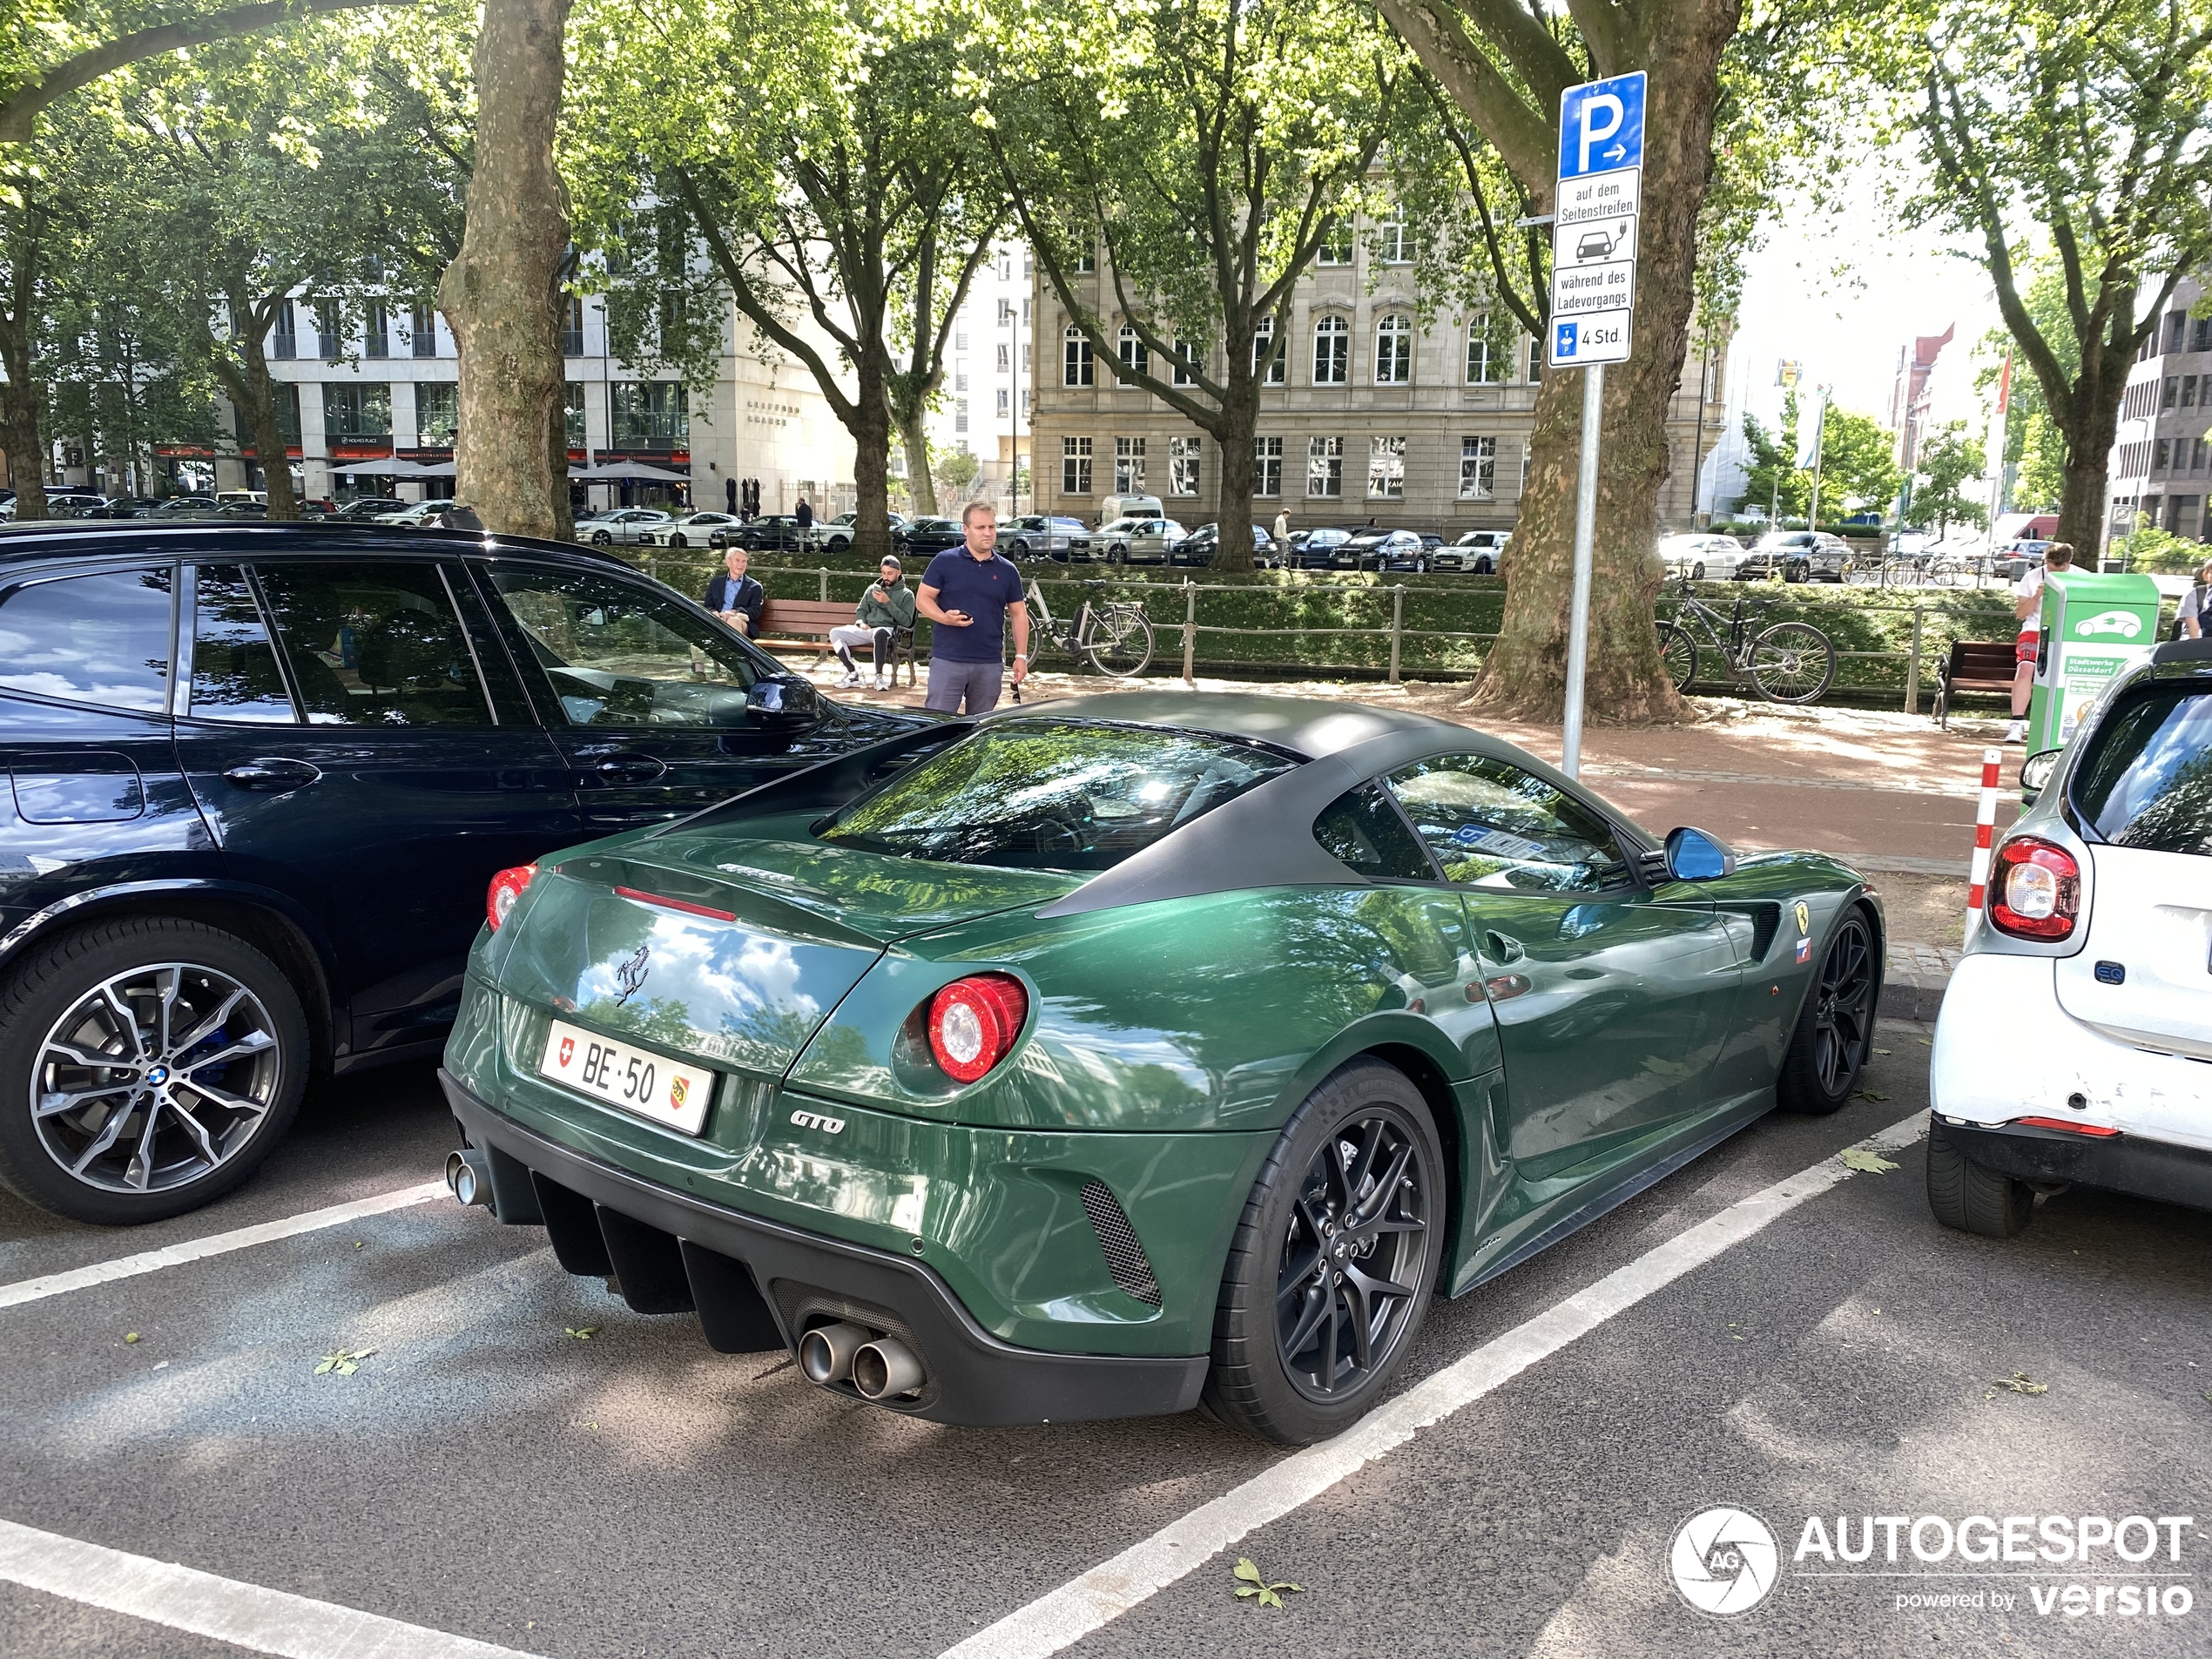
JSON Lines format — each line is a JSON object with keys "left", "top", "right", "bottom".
{"left": 1965, "top": 747, "right": 2001, "bottom": 935}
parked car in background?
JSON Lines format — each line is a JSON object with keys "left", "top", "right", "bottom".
{"left": 331, "top": 498, "right": 407, "bottom": 522}
{"left": 1737, "top": 530, "right": 1848, "bottom": 583}
{"left": 374, "top": 499, "right": 463, "bottom": 529}
{"left": 1170, "top": 523, "right": 1278, "bottom": 567}
{"left": 1095, "top": 516, "right": 1187, "bottom": 564}
{"left": 718, "top": 514, "right": 813, "bottom": 554}
{"left": 574, "top": 508, "right": 674, "bottom": 546}
{"left": 217, "top": 501, "right": 269, "bottom": 519}
{"left": 1097, "top": 494, "right": 1165, "bottom": 525}
{"left": 637, "top": 512, "right": 741, "bottom": 550}
{"left": 1286, "top": 527, "right": 1356, "bottom": 569}
{"left": 1001, "top": 515, "right": 1094, "bottom": 561}
{"left": 1993, "top": 539, "right": 2053, "bottom": 582}
{"left": 1661, "top": 532, "right": 1745, "bottom": 581}
{"left": 0, "top": 522, "right": 934, "bottom": 1227}
{"left": 82, "top": 497, "right": 161, "bottom": 519}
{"left": 892, "top": 516, "right": 968, "bottom": 559}
{"left": 1434, "top": 529, "right": 1511, "bottom": 574}
{"left": 151, "top": 496, "right": 222, "bottom": 518}
{"left": 1333, "top": 528, "right": 1428, "bottom": 571}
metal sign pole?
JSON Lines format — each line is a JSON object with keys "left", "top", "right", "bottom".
{"left": 1561, "top": 361, "right": 1603, "bottom": 779}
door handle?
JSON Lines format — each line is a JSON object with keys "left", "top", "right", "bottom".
{"left": 221, "top": 758, "right": 320, "bottom": 792}
{"left": 1485, "top": 930, "right": 1527, "bottom": 965}
{"left": 592, "top": 755, "right": 668, "bottom": 784}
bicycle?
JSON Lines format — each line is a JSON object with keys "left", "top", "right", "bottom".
{"left": 1655, "top": 574, "right": 1838, "bottom": 704}
{"left": 1024, "top": 577, "right": 1156, "bottom": 678}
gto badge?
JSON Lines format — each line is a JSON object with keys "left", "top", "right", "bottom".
{"left": 1793, "top": 900, "right": 1811, "bottom": 937}
{"left": 613, "top": 943, "right": 651, "bottom": 1006}
{"left": 790, "top": 1109, "right": 846, "bottom": 1135}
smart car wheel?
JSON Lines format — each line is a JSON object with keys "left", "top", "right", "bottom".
{"left": 1204, "top": 1058, "right": 1442, "bottom": 1444}
{"left": 1776, "top": 909, "right": 1877, "bottom": 1115}
{"left": 0, "top": 918, "right": 308, "bottom": 1225}
{"left": 1925, "top": 1121, "right": 2034, "bottom": 1238}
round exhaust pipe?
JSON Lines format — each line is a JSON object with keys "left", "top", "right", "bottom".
{"left": 446, "top": 1149, "right": 492, "bottom": 1207}
{"left": 798, "top": 1321, "right": 872, "bottom": 1386}
{"left": 851, "top": 1336, "right": 926, "bottom": 1401}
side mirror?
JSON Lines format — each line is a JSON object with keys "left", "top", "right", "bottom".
{"left": 2020, "top": 748, "right": 2060, "bottom": 802}
{"left": 1663, "top": 826, "right": 1737, "bottom": 881}
{"left": 748, "top": 673, "right": 820, "bottom": 724}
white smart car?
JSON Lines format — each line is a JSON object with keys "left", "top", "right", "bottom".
{"left": 1926, "top": 637, "right": 2212, "bottom": 1235}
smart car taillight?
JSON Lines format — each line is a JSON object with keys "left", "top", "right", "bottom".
{"left": 927, "top": 974, "right": 1029, "bottom": 1083}
{"left": 486, "top": 864, "right": 536, "bottom": 932}
{"left": 1987, "top": 838, "right": 2079, "bottom": 941}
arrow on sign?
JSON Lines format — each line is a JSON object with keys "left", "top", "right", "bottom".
{"left": 1603, "top": 143, "right": 1627, "bottom": 164}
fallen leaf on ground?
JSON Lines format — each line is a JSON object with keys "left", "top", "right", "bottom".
{"left": 1233, "top": 1557, "right": 1304, "bottom": 1609}
{"left": 564, "top": 1327, "right": 599, "bottom": 1341}
{"left": 314, "top": 1347, "right": 377, "bottom": 1377}
{"left": 1873, "top": 1048, "right": 1892, "bottom": 1055}
{"left": 1991, "top": 1372, "right": 2047, "bottom": 1396}
{"left": 123, "top": 1332, "right": 138, "bottom": 1345}
{"left": 1854, "top": 1089, "right": 1890, "bottom": 1102}
{"left": 1841, "top": 1148, "right": 1899, "bottom": 1173}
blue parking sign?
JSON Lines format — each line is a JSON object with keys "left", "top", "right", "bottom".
{"left": 1555, "top": 320, "right": 1580, "bottom": 361}
{"left": 1557, "top": 72, "right": 1646, "bottom": 181}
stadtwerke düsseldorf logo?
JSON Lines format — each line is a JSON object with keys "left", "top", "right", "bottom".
{"left": 1670, "top": 1506, "right": 1782, "bottom": 1615}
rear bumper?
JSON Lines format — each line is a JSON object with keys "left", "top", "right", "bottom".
{"left": 1939, "top": 1119, "right": 2212, "bottom": 1212}
{"left": 440, "top": 1069, "right": 1211, "bottom": 1427}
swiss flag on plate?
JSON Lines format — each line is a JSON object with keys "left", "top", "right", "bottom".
{"left": 558, "top": 1035, "right": 575, "bottom": 1066}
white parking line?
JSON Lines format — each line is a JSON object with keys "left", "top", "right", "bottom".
{"left": 943, "top": 1110, "right": 1930, "bottom": 1659}
{"left": 0, "top": 1518, "right": 541, "bottom": 1658}
{"left": 0, "top": 1182, "right": 447, "bottom": 1312}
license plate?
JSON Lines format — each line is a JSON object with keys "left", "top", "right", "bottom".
{"left": 538, "top": 1020, "right": 714, "bottom": 1136}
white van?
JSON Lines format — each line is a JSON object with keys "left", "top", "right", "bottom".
{"left": 1098, "top": 495, "right": 1164, "bottom": 525}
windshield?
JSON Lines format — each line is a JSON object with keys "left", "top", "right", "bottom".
{"left": 819, "top": 719, "right": 1298, "bottom": 871}
{"left": 2073, "top": 688, "right": 2212, "bottom": 856}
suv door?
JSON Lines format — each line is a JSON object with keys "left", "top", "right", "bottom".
{"left": 473, "top": 561, "right": 825, "bottom": 834}
{"left": 1382, "top": 752, "right": 1743, "bottom": 1177}
{"left": 171, "top": 558, "right": 578, "bottom": 1058}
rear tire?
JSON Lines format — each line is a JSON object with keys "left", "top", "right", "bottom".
{"left": 1082, "top": 609, "right": 1154, "bottom": 678}
{"left": 1925, "top": 1121, "right": 2034, "bottom": 1237}
{"left": 1204, "top": 1059, "right": 1443, "bottom": 1444}
{"left": 1777, "top": 909, "right": 1878, "bottom": 1114}
{"left": 1749, "top": 622, "right": 1838, "bottom": 704}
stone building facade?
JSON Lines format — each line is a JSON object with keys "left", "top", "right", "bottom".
{"left": 1028, "top": 236, "right": 1730, "bottom": 534}
{"left": 2107, "top": 271, "right": 2212, "bottom": 549}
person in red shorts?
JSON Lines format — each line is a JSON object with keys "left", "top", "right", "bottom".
{"left": 2007, "top": 542, "right": 2073, "bottom": 743}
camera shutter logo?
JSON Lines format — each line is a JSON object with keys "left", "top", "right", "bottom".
{"left": 1669, "top": 1506, "right": 1780, "bottom": 1615}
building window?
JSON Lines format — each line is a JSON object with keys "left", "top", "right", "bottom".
{"left": 955, "top": 399, "right": 969, "bottom": 434}
{"left": 314, "top": 299, "right": 341, "bottom": 359}
{"left": 364, "top": 302, "right": 389, "bottom": 360}
{"left": 2184, "top": 374, "right": 2199, "bottom": 408}
{"left": 1458, "top": 435, "right": 1497, "bottom": 500}
{"left": 955, "top": 326, "right": 968, "bottom": 351}
{"left": 411, "top": 302, "right": 439, "bottom": 358}
{"left": 323, "top": 381, "right": 393, "bottom": 440}
{"left": 1075, "top": 249, "right": 1096, "bottom": 273}
{"left": 1306, "top": 435, "right": 1344, "bottom": 498}
{"left": 2193, "top": 316, "right": 2212, "bottom": 352}
{"left": 2162, "top": 376, "right": 2179, "bottom": 410}
{"left": 2167, "top": 312, "right": 2187, "bottom": 352}
{"left": 414, "top": 381, "right": 457, "bottom": 448}
{"left": 1466, "top": 313, "right": 1504, "bottom": 383}
{"left": 1170, "top": 436, "right": 1201, "bottom": 496}
{"left": 562, "top": 296, "right": 584, "bottom": 356}
{"left": 609, "top": 381, "right": 688, "bottom": 446}
{"left": 1375, "top": 218, "right": 1411, "bottom": 264}
{"left": 564, "top": 384, "right": 585, "bottom": 446}
{"left": 269, "top": 300, "right": 296, "bottom": 360}
{"left": 1254, "top": 436, "right": 1283, "bottom": 497}
{"left": 1062, "top": 435, "right": 1092, "bottom": 494}
{"left": 996, "top": 342, "right": 1009, "bottom": 371}
{"left": 1521, "top": 437, "right": 1533, "bottom": 492}
{"left": 996, "top": 388, "right": 1009, "bottom": 417}
{"left": 1367, "top": 436, "right": 1405, "bottom": 498}
{"left": 1252, "top": 318, "right": 1284, "bottom": 384}
{"left": 1117, "top": 324, "right": 1148, "bottom": 381}
{"left": 1022, "top": 388, "right": 1031, "bottom": 415}
{"left": 1375, "top": 314, "right": 1413, "bottom": 384}
{"left": 997, "top": 253, "right": 1011, "bottom": 281}
{"left": 1313, "top": 314, "right": 1349, "bottom": 384}
{"left": 1317, "top": 222, "right": 1352, "bottom": 265}
{"left": 996, "top": 298, "right": 1014, "bottom": 325}
{"left": 1526, "top": 337, "right": 1543, "bottom": 382}
{"left": 1171, "top": 338, "right": 1200, "bottom": 387}
{"left": 2194, "top": 437, "right": 2209, "bottom": 471}
{"left": 1115, "top": 436, "right": 1146, "bottom": 493}
{"left": 955, "top": 360, "right": 970, "bottom": 392}
{"left": 1063, "top": 325, "right": 1094, "bottom": 387}
{"left": 2155, "top": 438, "right": 2172, "bottom": 473}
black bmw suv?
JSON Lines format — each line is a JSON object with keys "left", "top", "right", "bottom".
{"left": 0, "top": 523, "right": 928, "bottom": 1224}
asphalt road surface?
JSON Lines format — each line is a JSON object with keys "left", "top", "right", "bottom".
{"left": 2, "top": 1021, "right": 2206, "bottom": 1659}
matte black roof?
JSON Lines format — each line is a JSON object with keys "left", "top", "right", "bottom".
{"left": 1002, "top": 689, "right": 1468, "bottom": 761}
{"left": 0, "top": 520, "right": 628, "bottom": 570}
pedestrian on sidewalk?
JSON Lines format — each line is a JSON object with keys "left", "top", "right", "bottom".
{"left": 795, "top": 497, "right": 813, "bottom": 532}
{"left": 831, "top": 556, "right": 915, "bottom": 690}
{"left": 2006, "top": 543, "right": 2073, "bottom": 743}
{"left": 916, "top": 502, "right": 1028, "bottom": 713}
{"left": 1272, "top": 508, "right": 1289, "bottom": 554}
{"left": 2175, "top": 556, "right": 2212, "bottom": 641}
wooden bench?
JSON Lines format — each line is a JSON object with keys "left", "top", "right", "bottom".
{"left": 752, "top": 597, "right": 917, "bottom": 687}
{"left": 1933, "top": 640, "right": 2019, "bottom": 728}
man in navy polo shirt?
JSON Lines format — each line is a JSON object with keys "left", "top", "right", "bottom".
{"left": 916, "top": 502, "right": 1029, "bottom": 712}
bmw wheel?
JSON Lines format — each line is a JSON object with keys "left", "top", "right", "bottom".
{"left": 0, "top": 918, "right": 308, "bottom": 1224}
{"left": 1204, "top": 1058, "right": 1442, "bottom": 1444}
{"left": 1777, "top": 908, "right": 1878, "bottom": 1114}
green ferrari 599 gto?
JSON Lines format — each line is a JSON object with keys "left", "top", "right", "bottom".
{"left": 441, "top": 693, "right": 1879, "bottom": 1444}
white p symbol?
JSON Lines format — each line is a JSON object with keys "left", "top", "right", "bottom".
{"left": 1578, "top": 92, "right": 1624, "bottom": 173}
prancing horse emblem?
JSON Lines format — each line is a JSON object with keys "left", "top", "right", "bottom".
{"left": 613, "top": 943, "right": 651, "bottom": 1006}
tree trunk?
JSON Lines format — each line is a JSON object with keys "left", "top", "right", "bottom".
{"left": 852, "top": 358, "right": 895, "bottom": 569}
{"left": 0, "top": 318, "right": 45, "bottom": 522}
{"left": 439, "top": 0, "right": 572, "bottom": 539}
{"left": 1210, "top": 386, "right": 1258, "bottom": 574}
{"left": 2048, "top": 321, "right": 2134, "bottom": 570}
{"left": 1466, "top": 6, "right": 1731, "bottom": 724}
{"left": 210, "top": 301, "right": 299, "bottom": 520}
{"left": 900, "top": 408, "right": 938, "bottom": 516}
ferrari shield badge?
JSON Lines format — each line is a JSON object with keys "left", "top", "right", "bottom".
{"left": 1793, "top": 901, "right": 1811, "bottom": 937}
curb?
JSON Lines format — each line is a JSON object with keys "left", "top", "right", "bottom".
{"left": 1878, "top": 970, "right": 1948, "bottom": 1024}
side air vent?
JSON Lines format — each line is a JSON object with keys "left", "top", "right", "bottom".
{"left": 1747, "top": 903, "right": 1782, "bottom": 961}
{"left": 1080, "top": 1180, "right": 1163, "bottom": 1307}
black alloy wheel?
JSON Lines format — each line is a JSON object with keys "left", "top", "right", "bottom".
{"left": 1777, "top": 909, "right": 1878, "bottom": 1113}
{"left": 669, "top": 535, "right": 687, "bottom": 549}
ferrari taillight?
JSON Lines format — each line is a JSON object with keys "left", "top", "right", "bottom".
{"left": 487, "top": 864, "right": 536, "bottom": 932}
{"left": 926, "top": 974, "right": 1029, "bottom": 1083}
{"left": 1987, "top": 838, "right": 2080, "bottom": 941}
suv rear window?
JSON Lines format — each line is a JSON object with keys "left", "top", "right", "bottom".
{"left": 2074, "top": 688, "right": 2212, "bottom": 855}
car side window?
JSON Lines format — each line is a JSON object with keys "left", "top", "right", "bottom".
{"left": 1385, "top": 752, "right": 1630, "bottom": 893}
{"left": 0, "top": 567, "right": 172, "bottom": 711}
{"left": 190, "top": 565, "right": 295, "bottom": 723}
{"left": 1313, "top": 784, "right": 1435, "bottom": 880}
{"left": 483, "top": 565, "right": 761, "bottom": 728}
{"left": 253, "top": 562, "right": 492, "bottom": 726}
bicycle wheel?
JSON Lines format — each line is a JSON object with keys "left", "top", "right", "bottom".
{"left": 1748, "top": 621, "right": 1837, "bottom": 704}
{"left": 1656, "top": 621, "right": 1699, "bottom": 691}
{"left": 1082, "top": 606, "right": 1154, "bottom": 678}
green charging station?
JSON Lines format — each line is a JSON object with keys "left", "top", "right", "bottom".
{"left": 2027, "top": 570, "right": 2163, "bottom": 752}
